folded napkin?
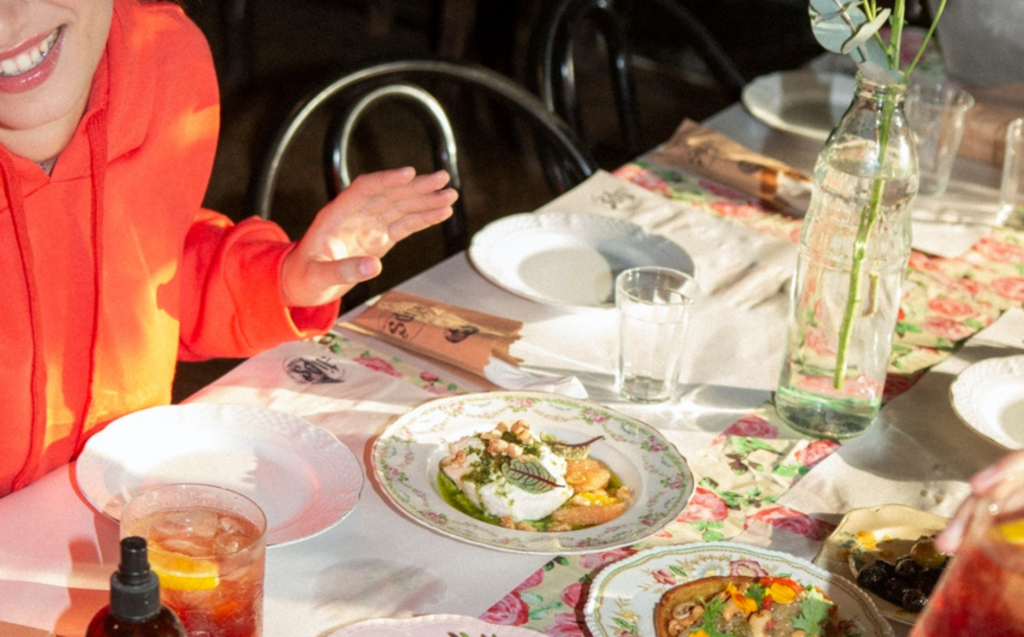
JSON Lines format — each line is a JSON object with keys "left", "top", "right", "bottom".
{"left": 346, "top": 291, "right": 587, "bottom": 396}
{"left": 650, "top": 119, "right": 813, "bottom": 217}
{"left": 960, "top": 83, "right": 1024, "bottom": 166}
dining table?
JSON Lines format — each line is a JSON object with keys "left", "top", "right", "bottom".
{"left": 1, "top": 52, "right": 1019, "bottom": 637}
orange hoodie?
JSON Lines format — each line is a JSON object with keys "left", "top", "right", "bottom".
{"left": 0, "top": 0, "right": 339, "bottom": 496}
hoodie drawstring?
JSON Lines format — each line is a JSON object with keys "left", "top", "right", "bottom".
{"left": 71, "top": 114, "right": 108, "bottom": 457}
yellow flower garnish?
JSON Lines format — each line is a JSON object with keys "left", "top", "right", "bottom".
{"left": 689, "top": 631, "right": 710, "bottom": 637}
{"left": 725, "top": 582, "right": 758, "bottom": 615}
{"left": 768, "top": 581, "right": 798, "bottom": 604}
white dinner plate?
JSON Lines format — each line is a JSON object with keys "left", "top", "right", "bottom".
{"left": 326, "top": 614, "right": 537, "bottom": 636}
{"left": 814, "top": 504, "right": 949, "bottom": 624}
{"left": 586, "top": 542, "right": 893, "bottom": 637}
{"left": 742, "top": 70, "right": 857, "bottom": 141}
{"left": 949, "top": 355, "right": 1024, "bottom": 449}
{"left": 75, "top": 403, "right": 364, "bottom": 546}
{"left": 371, "top": 391, "right": 693, "bottom": 554}
{"left": 468, "top": 212, "right": 694, "bottom": 309}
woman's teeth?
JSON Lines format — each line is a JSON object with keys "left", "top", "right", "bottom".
{"left": 0, "top": 28, "right": 59, "bottom": 77}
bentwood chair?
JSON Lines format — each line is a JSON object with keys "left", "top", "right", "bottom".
{"left": 527, "top": 0, "right": 746, "bottom": 167}
{"left": 248, "top": 58, "right": 598, "bottom": 304}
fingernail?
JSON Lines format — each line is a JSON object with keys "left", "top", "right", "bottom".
{"left": 359, "top": 259, "right": 377, "bottom": 277}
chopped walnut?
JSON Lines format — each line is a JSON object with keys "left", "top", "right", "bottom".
{"left": 547, "top": 522, "right": 572, "bottom": 532}
{"left": 510, "top": 420, "right": 533, "bottom": 443}
{"left": 440, "top": 449, "right": 466, "bottom": 468}
{"left": 499, "top": 516, "right": 515, "bottom": 529}
{"left": 515, "top": 522, "right": 538, "bottom": 532}
{"left": 616, "top": 486, "right": 632, "bottom": 501}
{"left": 486, "top": 438, "right": 509, "bottom": 455}
{"left": 479, "top": 430, "right": 501, "bottom": 440}
{"left": 506, "top": 443, "right": 523, "bottom": 458}
{"left": 570, "top": 495, "right": 590, "bottom": 506}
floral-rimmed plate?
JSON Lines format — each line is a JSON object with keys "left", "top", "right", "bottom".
{"left": 813, "top": 504, "right": 949, "bottom": 625}
{"left": 371, "top": 391, "right": 692, "bottom": 554}
{"left": 585, "top": 542, "right": 893, "bottom": 637}
{"left": 325, "top": 614, "right": 539, "bottom": 636}
{"left": 950, "top": 355, "right": 1024, "bottom": 450}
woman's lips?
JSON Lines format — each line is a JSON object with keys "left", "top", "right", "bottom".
{"left": 0, "top": 27, "right": 64, "bottom": 94}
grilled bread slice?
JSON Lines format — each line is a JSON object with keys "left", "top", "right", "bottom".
{"left": 654, "top": 575, "right": 845, "bottom": 637}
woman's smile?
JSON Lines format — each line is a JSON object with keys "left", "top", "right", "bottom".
{"left": 0, "top": 26, "right": 64, "bottom": 93}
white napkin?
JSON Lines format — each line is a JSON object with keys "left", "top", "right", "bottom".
{"left": 483, "top": 359, "right": 589, "bottom": 398}
{"left": 536, "top": 171, "right": 798, "bottom": 310}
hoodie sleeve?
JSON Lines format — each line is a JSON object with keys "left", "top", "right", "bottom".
{"left": 175, "top": 209, "right": 340, "bottom": 361}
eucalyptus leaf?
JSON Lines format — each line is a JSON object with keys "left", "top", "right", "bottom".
{"left": 501, "top": 457, "right": 560, "bottom": 493}
{"left": 809, "top": 0, "right": 891, "bottom": 68}
{"left": 809, "top": 0, "right": 870, "bottom": 53}
{"left": 841, "top": 9, "right": 889, "bottom": 54}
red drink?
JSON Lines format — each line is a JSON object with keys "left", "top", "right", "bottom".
{"left": 910, "top": 475, "right": 1024, "bottom": 637}
{"left": 121, "top": 485, "right": 267, "bottom": 637}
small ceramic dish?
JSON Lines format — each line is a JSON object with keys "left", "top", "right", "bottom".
{"left": 813, "top": 504, "right": 949, "bottom": 624}
{"left": 950, "top": 354, "right": 1024, "bottom": 450}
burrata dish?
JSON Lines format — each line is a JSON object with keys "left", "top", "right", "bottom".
{"left": 439, "top": 420, "right": 631, "bottom": 531}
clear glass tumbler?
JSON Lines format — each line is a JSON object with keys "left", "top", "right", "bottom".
{"left": 615, "top": 266, "right": 700, "bottom": 403}
{"left": 121, "top": 484, "right": 267, "bottom": 637}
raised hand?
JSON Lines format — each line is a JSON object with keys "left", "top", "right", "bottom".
{"left": 280, "top": 167, "right": 458, "bottom": 307}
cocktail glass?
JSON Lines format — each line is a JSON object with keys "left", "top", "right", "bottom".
{"left": 120, "top": 484, "right": 267, "bottom": 637}
{"left": 909, "top": 470, "right": 1024, "bottom": 636}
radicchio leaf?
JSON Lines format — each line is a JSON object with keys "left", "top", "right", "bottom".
{"left": 501, "top": 458, "right": 561, "bottom": 493}
{"left": 541, "top": 433, "right": 604, "bottom": 459}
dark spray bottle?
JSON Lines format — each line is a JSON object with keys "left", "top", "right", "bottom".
{"left": 85, "top": 536, "right": 187, "bottom": 637}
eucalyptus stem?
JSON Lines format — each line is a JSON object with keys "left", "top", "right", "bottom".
{"left": 905, "top": 0, "right": 948, "bottom": 77}
{"left": 833, "top": 95, "right": 898, "bottom": 390}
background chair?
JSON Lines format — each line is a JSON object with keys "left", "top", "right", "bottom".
{"left": 527, "top": 0, "right": 747, "bottom": 168}
{"left": 248, "top": 58, "right": 598, "bottom": 305}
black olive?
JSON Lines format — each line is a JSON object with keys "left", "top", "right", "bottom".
{"left": 915, "top": 568, "right": 943, "bottom": 595}
{"left": 857, "top": 561, "right": 891, "bottom": 590}
{"left": 895, "top": 555, "right": 923, "bottom": 579}
{"left": 901, "top": 588, "right": 929, "bottom": 613}
{"left": 880, "top": 577, "right": 906, "bottom": 604}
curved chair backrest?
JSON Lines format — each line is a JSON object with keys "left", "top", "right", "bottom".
{"left": 529, "top": 0, "right": 745, "bottom": 162}
{"left": 529, "top": 0, "right": 639, "bottom": 158}
{"left": 251, "top": 58, "right": 598, "bottom": 256}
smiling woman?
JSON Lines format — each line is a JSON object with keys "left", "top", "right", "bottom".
{"left": 0, "top": 0, "right": 456, "bottom": 497}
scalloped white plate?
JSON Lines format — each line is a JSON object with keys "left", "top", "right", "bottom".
{"left": 742, "top": 70, "right": 856, "bottom": 141}
{"left": 813, "top": 504, "right": 949, "bottom": 624}
{"left": 371, "top": 391, "right": 693, "bottom": 554}
{"left": 75, "top": 403, "right": 364, "bottom": 546}
{"left": 468, "top": 212, "right": 694, "bottom": 309}
{"left": 586, "top": 542, "right": 893, "bottom": 637}
{"left": 326, "top": 614, "right": 538, "bottom": 636}
{"left": 950, "top": 355, "right": 1024, "bottom": 449}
